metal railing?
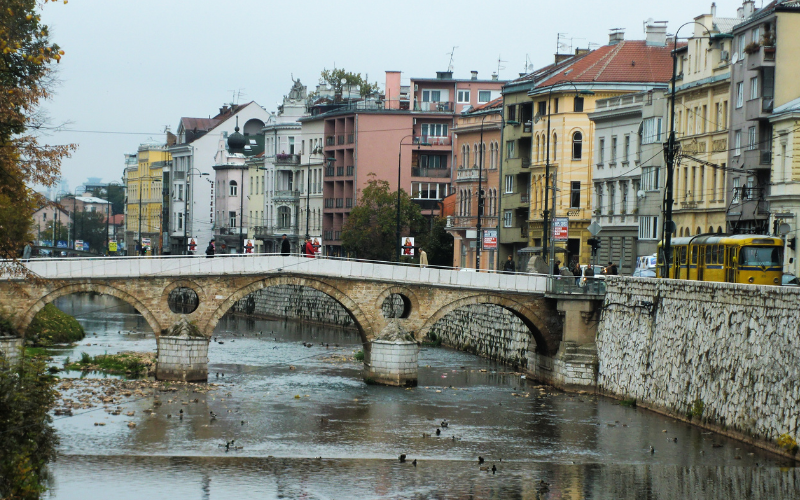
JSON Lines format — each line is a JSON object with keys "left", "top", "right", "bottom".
{"left": 412, "top": 167, "right": 451, "bottom": 178}
{"left": 547, "top": 276, "right": 607, "bottom": 295}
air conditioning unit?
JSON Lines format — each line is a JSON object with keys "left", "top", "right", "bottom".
{"left": 720, "top": 50, "right": 729, "bottom": 61}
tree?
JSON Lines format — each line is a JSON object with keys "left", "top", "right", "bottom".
{"left": 341, "top": 174, "right": 425, "bottom": 261}
{"left": 418, "top": 216, "right": 454, "bottom": 267}
{"left": 42, "top": 218, "right": 67, "bottom": 242}
{"left": 0, "top": 352, "right": 59, "bottom": 499}
{"left": 318, "top": 68, "right": 380, "bottom": 100}
{"left": 0, "top": 0, "right": 74, "bottom": 276}
{"left": 71, "top": 210, "right": 106, "bottom": 254}
{"left": 90, "top": 183, "right": 123, "bottom": 216}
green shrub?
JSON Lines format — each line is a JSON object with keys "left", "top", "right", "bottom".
{"left": 354, "top": 350, "right": 365, "bottom": 361}
{"left": 620, "top": 398, "right": 637, "bottom": 408}
{"left": 25, "top": 304, "right": 85, "bottom": 345}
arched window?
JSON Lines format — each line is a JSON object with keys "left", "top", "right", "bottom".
{"left": 277, "top": 206, "right": 291, "bottom": 228}
{"left": 229, "top": 180, "right": 238, "bottom": 196}
{"left": 464, "top": 146, "right": 470, "bottom": 169}
{"left": 467, "top": 189, "right": 472, "bottom": 216}
{"left": 717, "top": 226, "right": 723, "bottom": 234}
{"left": 572, "top": 131, "right": 583, "bottom": 160}
{"left": 535, "top": 136, "right": 540, "bottom": 163}
{"left": 473, "top": 144, "right": 479, "bottom": 167}
{"left": 553, "top": 133, "right": 558, "bottom": 161}
{"left": 696, "top": 227, "right": 701, "bottom": 235}
{"left": 708, "top": 226, "right": 714, "bottom": 234}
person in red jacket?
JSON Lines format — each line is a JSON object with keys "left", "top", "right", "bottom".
{"left": 303, "top": 238, "right": 315, "bottom": 258}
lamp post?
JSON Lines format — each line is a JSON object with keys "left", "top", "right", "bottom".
{"left": 663, "top": 22, "right": 709, "bottom": 278}
{"left": 538, "top": 81, "right": 593, "bottom": 274}
{"left": 183, "top": 168, "right": 209, "bottom": 255}
{"left": 396, "top": 135, "right": 430, "bottom": 262}
{"left": 476, "top": 113, "right": 489, "bottom": 272}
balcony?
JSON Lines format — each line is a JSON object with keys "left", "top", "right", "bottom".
{"left": 745, "top": 97, "right": 774, "bottom": 121}
{"left": 336, "top": 166, "right": 344, "bottom": 176}
{"left": 412, "top": 199, "right": 445, "bottom": 211}
{"left": 520, "top": 193, "right": 530, "bottom": 204}
{"left": 506, "top": 157, "right": 531, "bottom": 171}
{"left": 274, "top": 153, "right": 300, "bottom": 166}
{"left": 413, "top": 101, "right": 455, "bottom": 113}
{"left": 347, "top": 133, "right": 354, "bottom": 144}
{"left": 742, "top": 149, "right": 772, "bottom": 169}
{"left": 325, "top": 136, "right": 335, "bottom": 146}
{"left": 346, "top": 166, "right": 354, "bottom": 176}
{"left": 414, "top": 135, "right": 451, "bottom": 146}
{"left": 325, "top": 167, "right": 334, "bottom": 177}
{"left": 746, "top": 45, "right": 776, "bottom": 71}
{"left": 274, "top": 190, "right": 300, "bottom": 202}
{"left": 456, "top": 168, "right": 487, "bottom": 182}
{"left": 412, "top": 167, "right": 451, "bottom": 178}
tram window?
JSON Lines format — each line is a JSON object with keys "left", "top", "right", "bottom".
{"left": 740, "top": 246, "right": 782, "bottom": 266}
{"left": 717, "top": 245, "right": 725, "bottom": 264}
{"left": 691, "top": 246, "right": 698, "bottom": 264}
{"left": 680, "top": 247, "right": 688, "bottom": 264}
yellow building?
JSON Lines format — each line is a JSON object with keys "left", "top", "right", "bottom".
{"left": 525, "top": 28, "right": 675, "bottom": 269}
{"left": 125, "top": 142, "right": 170, "bottom": 254}
{"left": 671, "top": 8, "right": 739, "bottom": 238}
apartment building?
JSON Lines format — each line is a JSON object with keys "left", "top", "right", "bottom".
{"left": 124, "top": 142, "right": 169, "bottom": 254}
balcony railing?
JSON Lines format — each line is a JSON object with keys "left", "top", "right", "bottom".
{"left": 520, "top": 193, "right": 530, "bottom": 204}
{"left": 413, "top": 101, "right": 455, "bottom": 113}
{"left": 326, "top": 136, "right": 335, "bottom": 146}
{"left": 456, "top": 168, "right": 487, "bottom": 182}
{"left": 337, "top": 135, "right": 345, "bottom": 145}
{"left": 325, "top": 167, "right": 334, "bottom": 176}
{"left": 335, "top": 198, "right": 344, "bottom": 208}
{"left": 274, "top": 190, "right": 300, "bottom": 201}
{"left": 746, "top": 45, "right": 776, "bottom": 70}
{"left": 324, "top": 198, "right": 334, "bottom": 208}
{"left": 337, "top": 166, "right": 344, "bottom": 176}
{"left": 346, "top": 166, "right": 354, "bottom": 176}
{"left": 347, "top": 134, "right": 354, "bottom": 144}
{"left": 412, "top": 167, "right": 451, "bottom": 178}
{"left": 745, "top": 97, "right": 774, "bottom": 120}
{"left": 274, "top": 153, "right": 300, "bottom": 165}
{"left": 414, "top": 135, "right": 451, "bottom": 146}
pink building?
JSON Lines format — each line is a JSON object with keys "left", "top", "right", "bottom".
{"left": 32, "top": 204, "right": 71, "bottom": 241}
{"left": 213, "top": 128, "right": 250, "bottom": 253}
{"left": 307, "top": 70, "right": 506, "bottom": 256}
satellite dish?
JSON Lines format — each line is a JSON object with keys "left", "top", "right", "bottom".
{"left": 646, "top": 17, "right": 655, "bottom": 24}
{"left": 779, "top": 223, "right": 791, "bottom": 235}
{"left": 731, "top": 53, "right": 739, "bottom": 64}
{"left": 534, "top": 113, "right": 542, "bottom": 124}
{"left": 637, "top": 190, "right": 646, "bottom": 199}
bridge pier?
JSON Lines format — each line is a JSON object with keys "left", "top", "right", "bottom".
{"left": 363, "top": 340, "right": 419, "bottom": 387}
{"left": 0, "top": 336, "right": 23, "bottom": 369}
{"left": 156, "top": 336, "right": 209, "bottom": 382}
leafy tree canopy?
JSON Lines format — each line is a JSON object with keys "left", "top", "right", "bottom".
{"left": 341, "top": 174, "right": 425, "bottom": 261}
{"left": 318, "top": 68, "right": 380, "bottom": 99}
{"left": 418, "top": 216, "right": 454, "bottom": 267}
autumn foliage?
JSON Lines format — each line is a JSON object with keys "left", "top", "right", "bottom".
{"left": 0, "top": 0, "right": 74, "bottom": 275}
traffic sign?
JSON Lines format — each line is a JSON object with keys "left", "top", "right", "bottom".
{"left": 587, "top": 221, "right": 602, "bottom": 236}
{"left": 552, "top": 218, "right": 569, "bottom": 241}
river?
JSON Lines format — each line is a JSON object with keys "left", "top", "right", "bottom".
{"left": 42, "top": 293, "right": 798, "bottom": 499}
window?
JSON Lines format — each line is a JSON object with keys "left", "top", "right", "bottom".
{"left": 736, "top": 82, "right": 744, "bottom": 108}
{"left": 457, "top": 90, "right": 470, "bottom": 103}
{"left": 752, "top": 27, "right": 760, "bottom": 44}
{"left": 737, "top": 34, "right": 745, "bottom": 56}
{"left": 277, "top": 206, "right": 291, "bottom": 228}
{"left": 504, "top": 175, "right": 514, "bottom": 193}
{"left": 503, "top": 210, "right": 513, "bottom": 227}
{"left": 552, "top": 134, "right": 557, "bottom": 161}
{"left": 289, "top": 137, "right": 295, "bottom": 154}
{"left": 750, "top": 76, "right": 759, "bottom": 100}
{"left": 620, "top": 181, "right": 628, "bottom": 213}
{"left": 506, "top": 140, "right": 515, "bottom": 159}
{"left": 229, "top": 211, "right": 237, "bottom": 228}
{"left": 412, "top": 182, "right": 449, "bottom": 199}
{"left": 478, "top": 90, "right": 492, "bottom": 103}
{"left": 734, "top": 130, "right": 741, "bottom": 156}
{"left": 507, "top": 105, "right": 517, "bottom": 122}
{"left": 624, "top": 135, "right": 630, "bottom": 162}
{"left": 421, "top": 123, "right": 448, "bottom": 137}
{"left": 422, "top": 90, "right": 441, "bottom": 102}
{"left": 642, "top": 166, "right": 660, "bottom": 190}
{"left": 229, "top": 180, "right": 238, "bottom": 196}
{"left": 570, "top": 181, "right": 581, "bottom": 208}
{"left": 598, "top": 138, "right": 605, "bottom": 164}
{"left": 553, "top": 98, "right": 559, "bottom": 114}
{"left": 537, "top": 101, "right": 546, "bottom": 116}
{"left": 642, "top": 118, "right": 663, "bottom": 144}
{"left": 732, "top": 177, "right": 740, "bottom": 203}
{"left": 177, "top": 213, "right": 183, "bottom": 230}
{"left": 595, "top": 183, "right": 603, "bottom": 214}
{"left": 574, "top": 96, "right": 584, "bottom": 112}
{"left": 748, "top": 127, "right": 757, "bottom": 150}
{"left": 572, "top": 131, "right": 583, "bottom": 160}
{"left": 611, "top": 136, "right": 617, "bottom": 163}
{"left": 638, "top": 216, "right": 659, "bottom": 240}
{"left": 419, "top": 155, "right": 445, "bottom": 169}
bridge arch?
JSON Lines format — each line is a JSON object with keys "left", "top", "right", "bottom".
{"left": 19, "top": 282, "right": 163, "bottom": 337}
{"left": 204, "top": 275, "right": 374, "bottom": 342}
{"left": 374, "top": 285, "right": 421, "bottom": 319}
{"left": 417, "top": 294, "right": 554, "bottom": 354}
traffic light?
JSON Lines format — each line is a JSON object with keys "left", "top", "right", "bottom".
{"left": 477, "top": 190, "right": 485, "bottom": 216}
{"left": 587, "top": 237, "right": 601, "bottom": 256}
{"left": 789, "top": 237, "right": 797, "bottom": 251}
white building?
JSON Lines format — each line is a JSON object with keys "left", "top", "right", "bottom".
{"left": 168, "top": 102, "right": 270, "bottom": 254}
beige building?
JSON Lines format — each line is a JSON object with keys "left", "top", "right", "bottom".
{"left": 125, "top": 142, "right": 170, "bottom": 254}
{"left": 769, "top": 97, "right": 800, "bottom": 276}
{"left": 671, "top": 6, "right": 739, "bottom": 237}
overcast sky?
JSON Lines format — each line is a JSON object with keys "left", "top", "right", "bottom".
{"left": 38, "top": 0, "right": 748, "bottom": 191}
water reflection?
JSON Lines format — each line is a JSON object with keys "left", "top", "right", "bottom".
{"left": 43, "top": 294, "right": 796, "bottom": 500}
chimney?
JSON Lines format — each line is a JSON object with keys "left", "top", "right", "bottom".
{"left": 711, "top": 2, "right": 717, "bottom": 17}
{"left": 385, "top": 71, "right": 401, "bottom": 110}
{"left": 743, "top": 0, "right": 755, "bottom": 18}
{"left": 609, "top": 29, "right": 625, "bottom": 45}
{"left": 645, "top": 21, "right": 668, "bottom": 47}
{"left": 471, "top": 70, "right": 478, "bottom": 80}
{"left": 737, "top": 5, "right": 744, "bottom": 18}
{"left": 219, "top": 105, "right": 229, "bottom": 115}
{"left": 491, "top": 72, "right": 498, "bottom": 81}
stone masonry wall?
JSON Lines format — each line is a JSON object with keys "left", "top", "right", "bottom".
{"left": 427, "top": 304, "right": 535, "bottom": 370}
{"left": 156, "top": 337, "right": 209, "bottom": 382}
{"left": 231, "top": 285, "right": 355, "bottom": 328}
{"left": 364, "top": 340, "right": 419, "bottom": 386}
{"left": 0, "top": 336, "right": 23, "bottom": 368}
{"left": 597, "top": 277, "right": 800, "bottom": 451}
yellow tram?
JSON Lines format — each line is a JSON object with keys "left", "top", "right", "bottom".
{"left": 657, "top": 234, "right": 784, "bottom": 285}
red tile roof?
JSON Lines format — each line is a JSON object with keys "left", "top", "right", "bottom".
{"left": 469, "top": 96, "right": 503, "bottom": 112}
{"left": 538, "top": 40, "right": 678, "bottom": 87}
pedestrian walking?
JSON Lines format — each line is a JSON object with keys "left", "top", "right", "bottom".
{"left": 503, "top": 255, "right": 516, "bottom": 273}
{"left": 303, "top": 238, "right": 315, "bottom": 258}
{"left": 205, "top": 239, "right": 215, "bottom": 258}
{"left": 281, "top": 234, "right": 290, "bottom": 256}
{"left": 22, "top": 243, "right": 32, "bottom": 262}
{"left": 419, "top": 247, "right": 428, "bottom": 268}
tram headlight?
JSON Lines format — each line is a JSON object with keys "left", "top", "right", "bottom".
{"left": 748, "top": 277, "right": 755, "bottom": 283}
{"left": 774, "top": 277, "right": 779, "bottom": 284}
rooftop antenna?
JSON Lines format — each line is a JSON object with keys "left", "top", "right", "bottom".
{"left": 524, "top": 54, "right": 534, "bottom": 73}
{"left": 497, "top": 54, "right": 507, "bottom": 77}
{"left": 447, "top": 46, "right": 458, "bottom": 72}
{"left": 557, "top": 33, "right": 569, "bottom": 54}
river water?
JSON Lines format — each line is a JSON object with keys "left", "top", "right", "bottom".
{"left": 43, "top": 294, "right": 798, "bottom": 499}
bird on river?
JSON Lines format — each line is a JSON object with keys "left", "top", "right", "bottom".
{"left": 210, "top": 411, "right": 217, "bottom": 420}
{"left": 649, "top": 445, "right": 655, "bottom": 454}
{"left": 491, "top": 464, "right": 497, "bottom": 474}
{"left": 435, "top": 428, "right": 441, "bottom": 436}
{"left": 412, "top": 459, "right": 417, "bottom": 467}
{"left": 440, "top": 420, "right": 449, "bottom": 428}
{"left": 478, "top": 456, "right": 484, "bottom": 464}
{"left": 399, "top": 454, "right": 406, "bottom": 463}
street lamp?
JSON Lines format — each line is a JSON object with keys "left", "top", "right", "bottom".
{"left": 396, "top": 135, "right": 431, "bottom": 262}
{"left": 535, "top": 81, "right": 594, "bottom": 274}
{"left": 183, "top": 168, "right": 209, "bottom": 255}
{"left": 476, "top": 113, "right": 489, "bottom": 272}
{"left": 662, "top": 22, "right": 709, "bottom": 278}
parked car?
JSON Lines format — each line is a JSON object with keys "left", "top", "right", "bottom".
{"left": 632, "top": 268, "right": 657, "bottom": 278}
{"left": 782, "top": 273, "right": 798, "bottom": 286}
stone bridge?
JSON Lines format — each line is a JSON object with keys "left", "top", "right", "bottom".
{"left": 0, "top": 256, "right": 601, "bottom": 386}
